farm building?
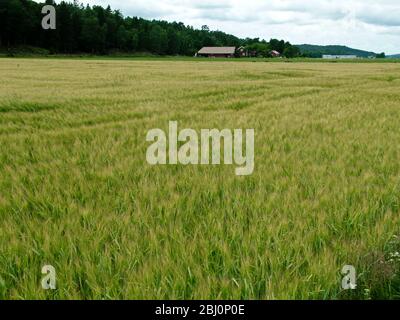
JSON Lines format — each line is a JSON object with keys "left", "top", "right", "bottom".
{"left": 197, "top": 47, "right": 236, "bottom": 58}
{"left": 237, "top": 46, "right": 247, "bottom": 57}
{"left": 322, "top": 55, "right": 358, "bottom": 59}
{"left": 236, "top": 46, "right": 256, "bottom": 57}
{"left": 270, "top": 50, "right": 281, "bottom": 57}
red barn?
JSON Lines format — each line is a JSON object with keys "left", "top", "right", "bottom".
{"left": 270, "top": 50, "right": 281, "bottom": 57}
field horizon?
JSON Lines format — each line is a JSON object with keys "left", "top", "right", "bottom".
{"left": 2, "top": 54, "right": 400, "bottom": 63}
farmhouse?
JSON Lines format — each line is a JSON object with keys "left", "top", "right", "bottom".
{"left": 197, "top": 47, "right": 236, "bottom": 58}
{"left": 270, "top": 50, "right": 281, "bottom": 57}
{"left": 237, "top": 46, "right": 247, "bottom": 57}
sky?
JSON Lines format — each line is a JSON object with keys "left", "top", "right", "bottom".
{"left": 56, "top": 0, "right": 400, "bottom": 54}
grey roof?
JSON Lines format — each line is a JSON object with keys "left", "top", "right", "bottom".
{"left": 198, "top": 47, "right": 236, "bottom": 54}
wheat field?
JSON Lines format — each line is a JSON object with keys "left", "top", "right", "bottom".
{"left": 1, "top": 58, "right": 400, "bottom": 299}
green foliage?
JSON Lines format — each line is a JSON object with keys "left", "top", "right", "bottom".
{"left": 245, "top": 42, "right": 270, "bottom": 57}
{"left": 0, "top": 0, "right": 241, "bottom": 55}
{"left": 242, "top": 38, "right": 300, "bottom": 58}
{"left": 283, "top": 45, "right": 301, "bottom": 58}
{"left": 0, "top": 0, "right": 299, "bottom": 57}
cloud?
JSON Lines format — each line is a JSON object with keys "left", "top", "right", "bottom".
{"left": 192, "top": 2, "right": 232, "bottom": 10}
{"left": 357, "top": 10, "right": 400, "bottom": 27}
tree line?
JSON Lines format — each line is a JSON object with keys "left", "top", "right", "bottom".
{"left": 0, "top": 0, "right": 301, "bottom": 57}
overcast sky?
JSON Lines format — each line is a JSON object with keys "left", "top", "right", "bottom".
{"left": 61, "top": 0, "right": 400, "bottom": 54}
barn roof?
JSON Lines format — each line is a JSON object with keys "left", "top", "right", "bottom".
{"left": 198, "top": 47, "right": 236, "bottom": 54}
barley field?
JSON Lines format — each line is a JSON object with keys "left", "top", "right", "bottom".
{"left": 1, "top": 58, "right": 400, "bottom": 300}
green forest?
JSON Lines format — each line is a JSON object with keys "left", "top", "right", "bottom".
{"left": 0, "top": 0, "right": 301, "bottom": 57}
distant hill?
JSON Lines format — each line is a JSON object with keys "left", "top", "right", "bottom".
{"left": 387, "top": 54, "right": 400, "bottom": 59}
{"left": 295, "top": 44, "right": 376, "bottom": 58}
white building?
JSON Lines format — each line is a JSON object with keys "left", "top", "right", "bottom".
{"left": 322, "top": 55, "right": 358, "bottom": 59}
